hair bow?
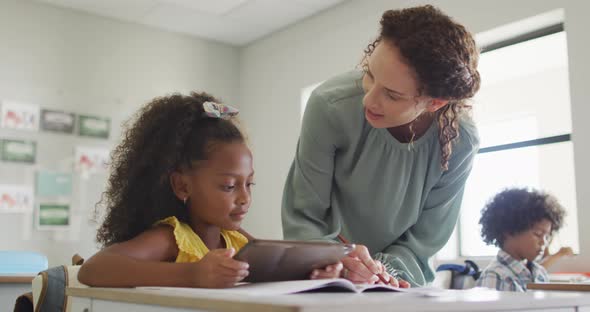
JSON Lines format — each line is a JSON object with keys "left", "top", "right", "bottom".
{"left": 203, "top": 101, "right": 239, "bottom": 120}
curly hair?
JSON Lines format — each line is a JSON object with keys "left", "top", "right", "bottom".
{"left": 361, "top": 5, "right": 480, "bottom": 170}
{"left": 479, "top": 188, "right": 566, "bottom": 248}
{"left": 95, "top": 92, "right": 245, "bottom": 247}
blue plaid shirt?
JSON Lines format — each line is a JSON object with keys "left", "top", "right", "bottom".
{"left": 476, "top": 250, "right": 549, "bottom": 292}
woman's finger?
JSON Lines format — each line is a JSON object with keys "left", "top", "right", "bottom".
{"left": 398, "top": 279, "right": 411, "bottom": 288}
{"left": 342, "top": 256, "right": 376, "bottom": 281}
{"left": 347, "top": 245, "right": 380, "bottom": 274}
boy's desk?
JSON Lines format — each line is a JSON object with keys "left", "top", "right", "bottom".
{"left": 528, "top": 282, "right": 590, "bottom": 291}
{"left": 67, "top": 286, "right": 590, "bottom": 312}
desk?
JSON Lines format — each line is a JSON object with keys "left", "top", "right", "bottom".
{"left": 0, "top": 275, "right": 34, "bottom": 311}
{"left": 67, "top": 286, "right": 590, "bottom": 312}
{"left": 528, "top": 283, "right": 590, "bottom": 291}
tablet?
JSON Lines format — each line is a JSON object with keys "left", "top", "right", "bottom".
{"left": 234, "top": 239, "right": 354, "bottom": 283}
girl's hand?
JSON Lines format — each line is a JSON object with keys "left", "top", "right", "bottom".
{"left": 192, "top": 248, "right": 249, "bottom": 288}
{"left": 310, "top": 262, "right": 343, "bottom": 279}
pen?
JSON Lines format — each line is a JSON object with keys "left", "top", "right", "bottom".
{"left": 337, "top": 234, "right": 390, "bottom": 284}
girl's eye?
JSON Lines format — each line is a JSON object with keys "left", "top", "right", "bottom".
{"left": 247, "top": 182, "right": 256, "bottom": 188}
{"left": 222, "top": 185, "right": 235, "bottom": 192}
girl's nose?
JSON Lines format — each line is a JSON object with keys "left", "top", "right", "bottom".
{"left": 237, "top": 188, "right": 251, "bottom": 205}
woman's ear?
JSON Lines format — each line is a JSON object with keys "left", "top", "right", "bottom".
{"left": 170, "top": 171, "right": 190, "bottom": 201}
{"left": 426, "top": 98, "right": 449, "bottom": 112}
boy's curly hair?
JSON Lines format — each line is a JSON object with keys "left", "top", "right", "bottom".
{"left": 479, "top": 188, "right": 566, "bottom": 248}
{"left": 361, "top": 5, "right": 480, "bottom": 170}
{"left": 96, "top": 92, "right": 244, "bottom": 247}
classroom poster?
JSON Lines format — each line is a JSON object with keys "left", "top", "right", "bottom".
{"left": 36, "top": 203, "right": 70, "bottom": 229}
{"left": 0, "top": 185, "right": 34, "bottom": 213}
{"left": 1, "top": 139, "right": 36, "bottom": 164}
{"left": 40, "top": 109, "right": 75, "bottom": 134}
{"left": 74, "top": 146, "right": 110, "bottom": 175}
{"left": 0, "top": 101, "right": 40, "bottom": 131}
{"left": 78, "top": 115, "right": 110, "bottom": 139}
{"left": 36, "top": 171, "right": 73, "bottom": 197}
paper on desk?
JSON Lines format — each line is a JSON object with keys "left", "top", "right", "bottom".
{"left": 137, "top": 279, "right": 449, "bottom": 297}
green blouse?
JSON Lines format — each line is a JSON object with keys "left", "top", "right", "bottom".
{"left": 282, "top": 70, "right": 479, "bottom": 286}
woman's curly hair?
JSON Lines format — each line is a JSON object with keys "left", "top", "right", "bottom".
{"left": 361, "top": 5, "right": 480, "bottom": 170}
{"left": 95, "top": 92, "right": 244, "bottom": 247}
{"left": 479, "top": 188, "right": 566, "bottom": 248}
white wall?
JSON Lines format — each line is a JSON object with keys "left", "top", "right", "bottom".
{"left": 0, "top": 0, "right": 239, "bottom": 267}
{"left": 238, "top": 0, "right": 590, "bottom": 271}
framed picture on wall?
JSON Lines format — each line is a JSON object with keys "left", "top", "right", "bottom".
{"left": 74, "top": 146, "right": 110, "bottom": 176}
{"left": 40, "top": 109, "right": 75, "bottom": 134}
{"left": 1, "top": 139, "right": 36, "bottom": 164}
{"left": 0, "top": 185, "right": 34, "bottom": 213}
{"left": 36, "top": 202, "right": 70, "bottom": 229}
{"left": 0, "top": 101, "right": 40, "bottom": 131}
{"left": 36, "top": 171, "right": 73, "bottom": 197}
{"left": 78, "top": 115, "right": 110, "bottom": 139}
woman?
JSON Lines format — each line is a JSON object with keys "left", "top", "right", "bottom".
{"left": 282, "top": 5, "right": 481, "bottom": 287}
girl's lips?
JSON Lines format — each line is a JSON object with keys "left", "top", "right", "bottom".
{"left": 230, "top": 210, "right": 248, "bottom": 220}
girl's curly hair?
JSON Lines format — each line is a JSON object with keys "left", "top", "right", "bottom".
{"left": 479, "top": 188, "right": 566, "bottom": 248}
{"left": 361, "top": 5, "right": 480, "bottom": 170}
{"left": 96, "top": 92, "right": 244, "bottom": 247}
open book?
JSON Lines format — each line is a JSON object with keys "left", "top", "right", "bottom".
{"left": 231, "top": 278, "right": 405, "bottom": 294}
{"left": 139, "top": 278, "right": 445, "bottom": 296}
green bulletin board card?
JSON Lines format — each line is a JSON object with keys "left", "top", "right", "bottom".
{"left": 1, "top": 139, "right": 36, "bottom": 163}
{"left": 78, "top": 115, "right": 110, "bottom": 139}
{"left": 37, "top": 203, "right": 70, "bottom": 228}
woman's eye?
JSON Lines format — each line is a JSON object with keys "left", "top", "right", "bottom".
{"left": 247, "top": 182, "right": 256, "bottom": 188}
{"left": 387, "top": 92, "right": 401, "bottom": 101}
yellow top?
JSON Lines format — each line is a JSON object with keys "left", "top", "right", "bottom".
{"left": 156, "top": 216, "right": 249, "bottom": 263}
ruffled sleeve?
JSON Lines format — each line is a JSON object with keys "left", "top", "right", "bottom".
{"left": 156, "top": 216, "right": 208, "bottom": 262}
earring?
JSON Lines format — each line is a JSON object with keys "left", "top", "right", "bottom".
{"left": 183, "top": 197, "right": 188, "bottom": 206}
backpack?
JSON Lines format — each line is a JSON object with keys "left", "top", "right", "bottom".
{"left": 436, "top": 260, "right": 482, "bottom": 289}
{"left": 14, "top": 255, "right": 85, "bottom": 312}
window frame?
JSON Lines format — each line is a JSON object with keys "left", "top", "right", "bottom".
{"left": 456, "top": 22, "right": 574, "bottom": 258}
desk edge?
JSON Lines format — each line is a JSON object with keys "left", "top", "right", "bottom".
{"left": 66, "top": 287, "right": 299, "bottom": 312}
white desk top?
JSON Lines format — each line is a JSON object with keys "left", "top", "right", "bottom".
{"left": 67, "top": 286, "right": 590, "bottom": 312}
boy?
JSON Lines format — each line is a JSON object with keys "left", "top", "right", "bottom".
{"left": 476, "top": 188, "right": 565, "bottom": 291}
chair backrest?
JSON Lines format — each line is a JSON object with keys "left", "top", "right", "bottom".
{"left": 31, "top": 255, "right": 87, "bottom": 312}
{"left": 0, "top": 251, "right": 48, "bottom": 274}
{"left": 436, "top": 260, "right": 481, "bottom": 289}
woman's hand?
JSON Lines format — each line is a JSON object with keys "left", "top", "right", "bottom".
{"left": 192, "top": 248, "right": 249, "bottom": 288}
{"left": 340, "top": 244, "right": 383, "bottom": 284}
{"left": 373, "top": 261, "right": 411, "bottom": 288}
{"left": 310, "top": 262, "right": 343, "bottom": 279}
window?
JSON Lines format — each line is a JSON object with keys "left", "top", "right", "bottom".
{"left": 456, "top": 25, "right": 579, "bottom": 258}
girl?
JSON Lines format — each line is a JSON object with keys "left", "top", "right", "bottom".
{"left": 78, "top": 92, "right": 341, "bottom": 288}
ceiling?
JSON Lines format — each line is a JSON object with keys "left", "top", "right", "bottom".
{"left": 36, "top": 0, "right": 346, "bottom": 46}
